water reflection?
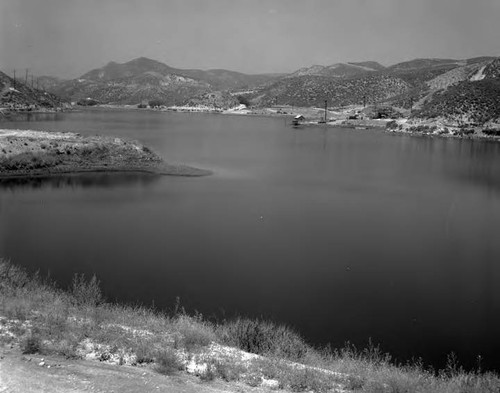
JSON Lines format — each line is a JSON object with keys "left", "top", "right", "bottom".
{"left": 0, "top": 172, "right": 160, "bottom": 191}
{"left": 453, "top": 140, "right": 500, "bottom": 194}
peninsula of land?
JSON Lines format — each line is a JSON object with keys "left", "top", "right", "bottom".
{"left": 0, "top": 129, "right": 210, "bottom": 178}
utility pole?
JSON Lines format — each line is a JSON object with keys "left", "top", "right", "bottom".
{"left": 13, "top": 70, "right": 16, "bottom": 89}
{"left": 363, "top": 95, "right": 367, "bottom": 108}
{"left": 324, "top": 99, "right": 328, "bottom": 123}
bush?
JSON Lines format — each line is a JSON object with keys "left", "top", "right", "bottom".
{"left": 71, "top": 273, "right": 102, "bottom": 307}
{"left": 386, "top": 120, "right": 398, "bottom": 130}
{"left": 21, "top": 334, "right": 42, "bottom": 354}
{"left": 155, "top": 348, "right": 184, "bottom": 375}
{"left": 217, "top": 318, "right": 310, "bottom": 362}
{"left": 148, "top": 100, "right": 165, "bottom": 108}
{"left": 173, "top": 314, "right": 215, "bottom": 351}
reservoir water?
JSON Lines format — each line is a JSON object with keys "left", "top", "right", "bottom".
{"left": 1, "top": 110, "right": 500, "bottom": 371}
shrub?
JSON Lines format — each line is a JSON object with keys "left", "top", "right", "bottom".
{"left": 173, "top": 314, "right": 215, "bottom": 351}
{"left": 199, "top": 362, "right": 217, "bottom": 382}
{"left": 155, "top": 348, "right": 184, "bottom": 375}
{"left": 71, "top": 273, "right": 102, "bottom": 307}
{"left": 284, "top": 368, "right": 334, "bottom": 393}
{"left": 217, "top": 318, "right": 310, "bottom": 362}
{"left": 148, "top": 100, "right": 165, "bottom": 108}
{"left": 215, "top": 360, "right": 245, "bottom": 382}
{"left": 21, "top": 334, "right": 42, "bottom": 354}
{"left": 386, "top": 120, "right": 398, "bottom": 130}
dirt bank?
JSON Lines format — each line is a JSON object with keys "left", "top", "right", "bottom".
{"left": 0, "top": 129, "right": 211, "bottom": 178}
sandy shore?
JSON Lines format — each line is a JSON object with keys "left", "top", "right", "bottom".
{"left": 0, "top": 129, "right": 211, "bottom": 179}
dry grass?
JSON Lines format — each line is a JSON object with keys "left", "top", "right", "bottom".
{"left": 1, "top": 259, "right": 500, "bottom": 393}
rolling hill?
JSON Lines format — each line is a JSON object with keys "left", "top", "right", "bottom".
{"left": 48, "top": 57, "right": 281, "bottom": 105}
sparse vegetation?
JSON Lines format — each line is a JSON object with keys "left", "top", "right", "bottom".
{"left": 1, "top": 259, "right": 500, "bottom": 393}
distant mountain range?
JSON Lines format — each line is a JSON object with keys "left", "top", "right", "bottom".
{"left": 45, "top": 57, "right": 281, "bottom": 106}
{"left": 2, "top": 55, "right": 500, "bottom": 125}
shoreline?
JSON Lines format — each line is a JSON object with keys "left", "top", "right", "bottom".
{"left": 3, "top": 104, "right": 500, "bottom": 144}
{"left": 0, "top": 129, "right": 211, "bottom": 179}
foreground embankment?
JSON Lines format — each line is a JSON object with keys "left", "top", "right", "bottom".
{"left": 0, "top": 129, "right": 211, "bottom": 178}
{"left": 1, "top": 260, "right": 499, "bottom": 393}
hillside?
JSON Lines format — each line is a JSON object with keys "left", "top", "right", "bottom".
{"left": 250, "top": 73, "right": 411, "bottom": 107}
{"left": 182, "top": 90, "right": 239, "bottom": 109}
{"left": 53, "top": 68, "right": 211, "bottom": 106}
{"left": 415, "top": 79, "right": 500, "bottom": 124}
{"left": 249, "top": 57, "right": 484, "bottom": 109}
{"left": 405, "top": 56, "right": 500, "bottom": 124}
{"left": 0, "top": 71, "right": 63, "bottom": 109}
{"left": 48, "top": 57, "right": 281, "bottom": 105}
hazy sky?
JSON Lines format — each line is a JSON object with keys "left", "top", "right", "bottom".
{"left": 1, "top": 0, "right": 499, "bottom": 78}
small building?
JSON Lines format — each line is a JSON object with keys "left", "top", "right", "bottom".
{"left": 292, "top": 114, "right": 305, "bottom": 125}
{"left": 292, "top": 114, "right": 305, "bottom": 126}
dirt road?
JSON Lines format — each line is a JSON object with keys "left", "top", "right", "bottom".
{"left": 0, "top": 348, "right": 272, "bottom": 393}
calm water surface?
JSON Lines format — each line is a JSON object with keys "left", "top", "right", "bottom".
{"left": 1, "top": 110, "right": 500, "bottom": 370}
